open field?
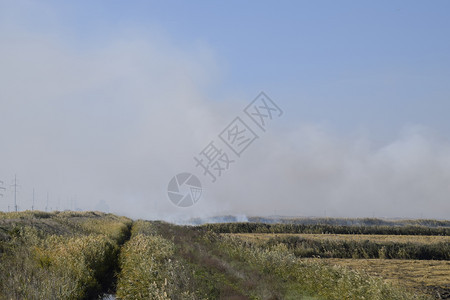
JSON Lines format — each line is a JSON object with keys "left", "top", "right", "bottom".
{"left": 227, "top": 232, "right": 450, "bottom": 299}
{"left": 133, "top": 220, "right": 433, "bottom": 299}
{"left": 315, "top": 258, "right": 450, "bottom": 297}
{"left": 1, "top": 212, "right": 447, "bottom": 299}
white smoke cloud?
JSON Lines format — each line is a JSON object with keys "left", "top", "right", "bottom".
{"left": 208, "top": 125, "right": 450, "bottom": 219}
{"left": 0, "top": 3, "right": 449, "bottom": 220}
{"left": 0, "top": 6, "right": 224, "bottom": 218}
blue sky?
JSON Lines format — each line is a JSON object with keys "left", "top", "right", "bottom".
{"left": 5, "top": 0, "right": 450, "bottom": 140}
{"left": 12, "top": 0, "right": 449, "bottom": 140}
{"left": 1, "top": 1, "right": 450, "bottom": 218}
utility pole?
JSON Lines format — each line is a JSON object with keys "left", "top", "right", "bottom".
{"left": 32, "top": 188, "right": 35, "bottom": 211}
{"left": 72, "top": 195, "right": 77, "bottom": 211}
{"left": 46, "top": 192, "right": 49, "bottom": 212}
{"left": 0, "top": 180, "right": 5, "bottom": 212}
{"left": 11, "top": 175, "right": 19, "bottom": 212}
{"left": 0, "top": 180, "right": 5, "bottom": 198}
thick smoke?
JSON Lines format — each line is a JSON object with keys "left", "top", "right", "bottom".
{"left": 0, "top": 4, "right": 449, "bottom": 220}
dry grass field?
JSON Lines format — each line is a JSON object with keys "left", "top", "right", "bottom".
{"left": 1, "top": 213, "right": 446, "bottom": 299}
{"left": 231, "top": 233, "right": 450, "bottom": 244}
{"left": 317, "top": 258, "right": 450, "bottom": 297}
{"left": 230, "top": 232, "right": 450, "bottom": 298}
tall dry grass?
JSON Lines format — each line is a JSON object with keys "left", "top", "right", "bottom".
{"left": 0, "top": 211, "right": 131, "bottom": 299}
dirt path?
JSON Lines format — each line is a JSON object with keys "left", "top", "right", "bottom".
{"left": 152, "top": 222, "right": 316, "bottom": 299}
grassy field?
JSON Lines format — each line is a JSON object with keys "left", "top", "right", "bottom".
{"left": 1, "top": 212, "right": 447, "bottom": 299}
{"left": 227, "top": 232, "right": 449, "bottom": 299}
{"left": 315, "top": 258, "right": 450, "bottom": 296}
{"left": 223, "top": 232, "right": 449, "bottom": 261}
{"left": 0, "top": 211, "right": 132, "bottom": 299}
{"left": 231, "top": 233, "right": 450, "bottom": 244}
{"left": 230, "top": 232, "right": 450, "bottom": 296}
